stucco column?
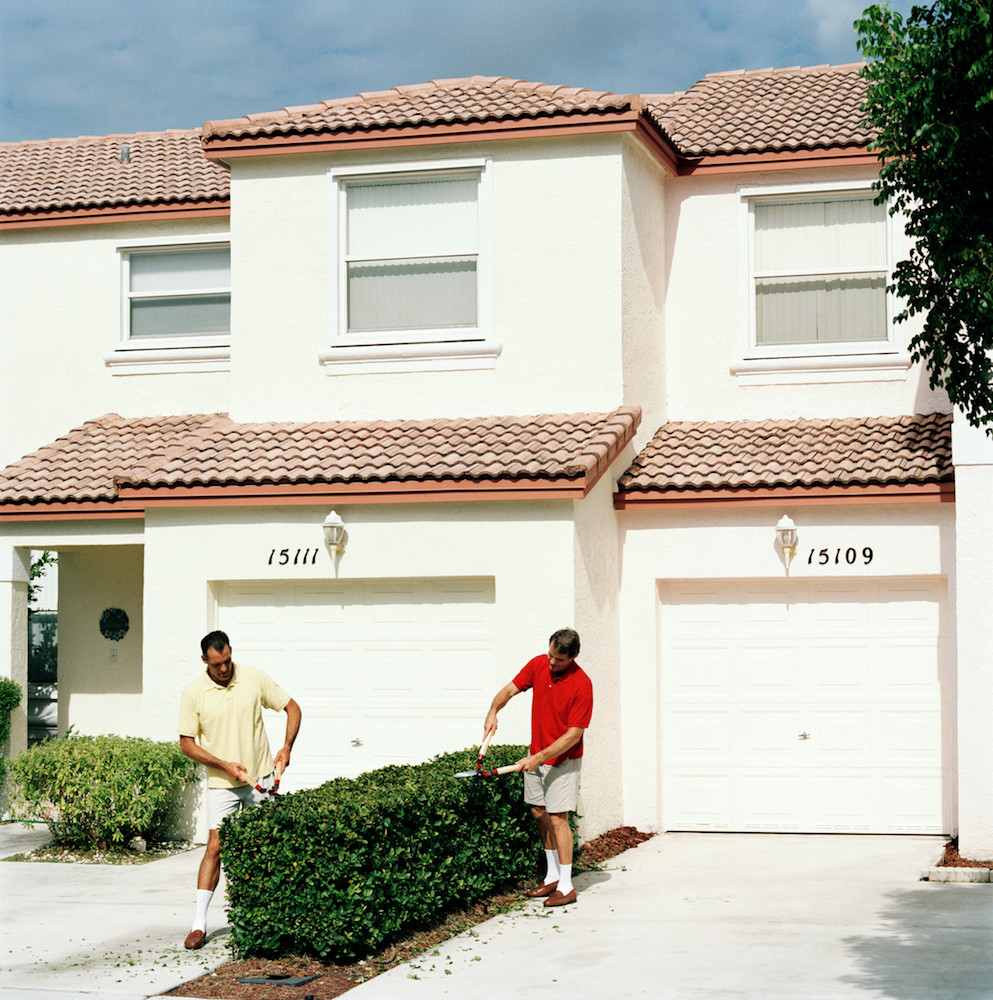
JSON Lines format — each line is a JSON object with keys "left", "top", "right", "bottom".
{"left": 0, "top": 547, "right": 30, "bottom": 771}
{"left": 951, "top": 417, "right": 993, "bottom": 858}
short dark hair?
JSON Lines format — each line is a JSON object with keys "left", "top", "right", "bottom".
{"left": 201, "top": 630, "right": 231, "bottom": 657}
{"left": 549, "top": 628, "right": 580, "bottom": 658}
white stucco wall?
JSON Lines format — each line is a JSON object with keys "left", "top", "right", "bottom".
{"left": 950, "top": 417, "right": 993, "bottom": 857}
{"left": 662, "top": 165, "right": 950, "bottom": 422}
{"left": 621, "top": 137, "right": 667, "bottom": 448}
{"left": 226, "top": 135, "right": 629, "bottom": 424}
{"left": 618, "top": 502, "right": 955, "bottom": 833}
{"left": 0, "top": 219, "right": 232, "bottom": 469}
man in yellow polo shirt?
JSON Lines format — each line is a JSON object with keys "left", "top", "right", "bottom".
{"left": 178, "top": 630, "right": 302, "bottom": 950}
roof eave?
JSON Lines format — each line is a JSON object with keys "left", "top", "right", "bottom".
{"left": 675, "top": 145, "right": 877, "bottom": 176}
{"left": 0, "top": 200, "right": 231, "bottom": 230}
{"left": 202, "top": 109, "right": 679, "bottom": 173}
{"left": 613, "top": 480, "right": 956, "bottom": 509}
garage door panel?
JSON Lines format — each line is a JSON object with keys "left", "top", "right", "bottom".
{"left": 741, "top": 646, "right": 801, "bottom": 695}
{"left": 739, "top": 710, "right": 803, "bottom": 761}
{"left": 667, "top": 773, "right": 732, "bottom": 830}
{"left": 661, "top": 578, "right": 949, "bottom": 833}
{"left": 740, "top": 772, "right": 803, "bottom": 830}
{"left": 663, "top": 645, "right": 730, "bottom": 694}
{"left": 666, "top": 709, "right": 732, "bottom": 759}
{"left": 880, "top": 709, "right": 942, "bottom": 761}
{"left": 810, "top": 644, "right": 872, "bottom": 694}
{"left": 809, "top": 774, "right": 872, "bottom": 831}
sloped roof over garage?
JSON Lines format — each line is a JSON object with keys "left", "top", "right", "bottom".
{"left": 0, "top": 407, "right": 641, "bottom": 518}
{"left": 615, "top": 413, "right": 954, "bottom": 508}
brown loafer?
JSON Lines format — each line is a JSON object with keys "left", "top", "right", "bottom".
{"left": 184, "top": 929, "right": 205, "bottom": 950}
{"left": 525, "top": 880, "right": 558, "bottom": 898}
{"left": 543, "top": 888, "right": 577, "bottom": 907}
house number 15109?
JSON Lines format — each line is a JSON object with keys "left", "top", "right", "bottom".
{"left": 807, "top": 547, "right": 874, "bottom": 566}
{"left": 268, "top": 548, "right": 319, "bottom": 566}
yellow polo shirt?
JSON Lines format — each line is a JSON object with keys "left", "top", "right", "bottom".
{"left": 178, "top": 663, "right": 291, "bottom": 789}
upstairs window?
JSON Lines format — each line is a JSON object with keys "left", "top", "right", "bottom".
{"left": 346, "top": 173, "right": 479, "bottom": 334}
{"left": 752, "top": 195, "right": 888, "bottom": 349}
{"left": 123, "top": 244, "right": 231, "bottom": 345}
{"left": 324, "top": 159, "right": 496, "bottom": 374}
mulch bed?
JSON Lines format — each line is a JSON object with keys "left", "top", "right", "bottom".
{"left": 166, "top": 825, "right": 653, "bottom": 1000}
{"left": 939, "top": 838, "right": 993, "bottom": 869}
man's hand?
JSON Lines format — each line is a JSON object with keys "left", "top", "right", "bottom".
{"left": 225, "top": 761, "right": 249, "bottom": 784}
{"left": 273, "top": 747, "right": 291, "bottom": 776}
{"left": 515, "top": 752, "right": 545, "bottom": 773}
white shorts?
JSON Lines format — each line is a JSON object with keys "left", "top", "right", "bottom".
{"left": 207, "top": 773, "right": 276, "bottom": 830}
{"left": 523, "top": 758, "right": 582, "bottom": 814}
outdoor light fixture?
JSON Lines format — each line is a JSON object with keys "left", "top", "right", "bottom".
{"left": 322, "top": 509, "right": 347, "bottom": 553}
{"left": 775, "top": 514, "right": 797, "bottom": 569}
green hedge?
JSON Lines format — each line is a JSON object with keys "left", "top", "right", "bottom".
{"left": 221, "top": 744, "right": 537, "bottom": 962}
{"left": 7, "top": 733, "right": 199, "bottom": 848}
{"left": 0, "top": 678, "right": 22, "bottom": 786}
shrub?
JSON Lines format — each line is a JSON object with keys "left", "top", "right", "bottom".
{"left": 7, "top": 733, "right": 199, "bottom": 848}
{"left": 0, "top": 678, "right": 22, "bottom": 785}
{"left": 221, "top": 744, "right": 538, "bottom": 962}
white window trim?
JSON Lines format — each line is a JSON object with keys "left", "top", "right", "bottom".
{"left": 734, "top": 181, "right": 909, "bottom": 383}
{"left": 322, "top": 157, "right": 498, "bottom": 375}
{"left": 106, "top": 235, "right": 231, "bottom": 374}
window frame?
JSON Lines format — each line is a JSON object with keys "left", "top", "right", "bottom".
{"left": 734, "top": 181, "right": 909, "bottom": 383}
{"left": 322, "top": 157, "right": 497, "bottom": 374}
{"left": 107, "top": 236, "right": 231, "bottom": 373}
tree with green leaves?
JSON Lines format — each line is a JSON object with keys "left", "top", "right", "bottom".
{"left": 856, "top": 1, "right": 993, "bottom": 428}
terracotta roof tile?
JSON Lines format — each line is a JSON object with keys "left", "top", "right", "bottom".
{"left": 203, "top": 76, "right": 642, "bottom": 147}
{"left": 0, "top": 408, "right": 641, "bottom": 509}
{"left": 648, "top": 64, "right": 873, "bottom": 157}
{"left": 616, "top": 414, "right": 953, "bottom": 495}
{"left": 0, "top": 130, "right": 229, "bottom": 216}
{"left": 202, "top": 76, "right": 641, "bottom": 142}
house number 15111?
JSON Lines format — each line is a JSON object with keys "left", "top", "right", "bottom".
{"left": 807, "top": 547, "right": 874, "bottom": 566}
{"left": 268, "top": 548, "right": 319, "bottom": 566}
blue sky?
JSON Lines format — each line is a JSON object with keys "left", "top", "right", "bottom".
{"left": 0, "top": 0, "right": 912, "bottom": 142}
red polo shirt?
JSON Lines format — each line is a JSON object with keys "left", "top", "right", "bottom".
{"left": 513, "top": 654, "right": 593, "bottom": 766}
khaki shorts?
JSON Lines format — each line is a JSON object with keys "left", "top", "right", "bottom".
{"left": 523, "top": 758, "right": 582, "bottom": 814}
{"left": 207, "top": 773, "right": 276, "bottom": 830}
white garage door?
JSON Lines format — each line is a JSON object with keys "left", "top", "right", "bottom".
{"left": 217, "top": 578, "right": 495, "bottom": 792}
{"left": 661, "top": 578, "right": 951, "bottom": 834}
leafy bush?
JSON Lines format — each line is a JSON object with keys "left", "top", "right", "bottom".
{"left": 0, "top": 678, "right": 23, "bottom": 785}
{"left": 7, "top": 733, "right": 198, "bottom": 848}
{"left": 221, "top": 744, "right": 538, "bottom": 962}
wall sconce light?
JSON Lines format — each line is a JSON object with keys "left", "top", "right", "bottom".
{"left": 775, "top": 515, "right": 797, "bottom": 569}
{"left": 322, "top": 509, "right": 347, "bottom": 554}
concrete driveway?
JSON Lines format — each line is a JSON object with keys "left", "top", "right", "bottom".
{"left": 2, "top": 823, "right": 990, "bottom": 1000}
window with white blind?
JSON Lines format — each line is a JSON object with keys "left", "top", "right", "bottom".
{"left": 123, "top": 244, "right": 230, "bottom": 343}
{"left": 324, "top": 159, "right": 496, "bottom": 374}
{"left": 734, "top": 184, "right": 907, "bottom": 383}
{"left": 752, "top": 196, "right": 888, "bottom": 348}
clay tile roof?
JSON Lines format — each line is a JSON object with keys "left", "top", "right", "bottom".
{"left": 647, "top": 63, "right": 873, "bottom": 157}
{"left": 0, "top": 408, "right": 641, "bottom": 509}
{"left": 0, "top": 130, "right": 229, "bottom": 216}
{"left": 0, "top": 414, "right": 225, "bottom": 504}
{"left": 616, "top": 414, "right": 953, "bottom": 495}
{"left": 202, "top": 75, "right": 642, "bottom": 142}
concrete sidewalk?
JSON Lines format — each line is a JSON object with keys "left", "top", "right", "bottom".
{"left": 348, "top": 833, "right": 992, "bottom": 1000}
{"left": 2, "top": 824, "right": 991, "bottom": 1000}
{"left": 0, "top": 822, "right": 228, "bottom": 999}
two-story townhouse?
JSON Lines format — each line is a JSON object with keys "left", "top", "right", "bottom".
{"left": 2, "top": 65, "right": 991, "bottom": 855}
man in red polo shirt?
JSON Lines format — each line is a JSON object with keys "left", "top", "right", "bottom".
{"left": 483, "top": 628, "right": 592, "bottom": 907}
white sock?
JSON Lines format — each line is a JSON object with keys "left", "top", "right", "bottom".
{"left": 544, "top": 849, "right": 561, "bottom": 884}
{"left": 557, "top": 862, "right": 574, "bottom": 895}
{"left": 192, "top": 889, "right": 214, "bottom": 932}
